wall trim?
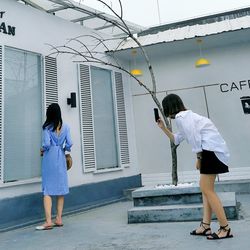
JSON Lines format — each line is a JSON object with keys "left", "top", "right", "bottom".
{"left": 0, "top": 174, "right": 141, "bottom": 232}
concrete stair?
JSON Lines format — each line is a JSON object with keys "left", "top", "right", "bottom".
{"left": 128, "top": 184, "right": 238, "bottom": 223}
{"left": 123, "top": 187, "right": 139, "bottom": 201}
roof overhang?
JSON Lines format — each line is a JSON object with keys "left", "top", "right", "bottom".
{"left": 16, "top": 0, "right": 145, "bottom": 37}
{"left": 113, "top": 7, "right": 250, "bottom": 56}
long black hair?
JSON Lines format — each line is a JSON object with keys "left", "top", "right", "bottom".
{"left": 42, "top": 103, "right": 63, "bottom": 131}
{"left": 162, "top": 93, "right": 186, "bottom": 117}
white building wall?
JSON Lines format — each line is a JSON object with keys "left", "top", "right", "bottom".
{"left": 0, "top": 0, "right": 139, "bottom": 198}
{"left": 129, "top": 37, "right": 250, "bottom": 185}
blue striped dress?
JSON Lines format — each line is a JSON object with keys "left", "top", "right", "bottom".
{"left": 41, "top": 123, "right": 73, "bottom": 196}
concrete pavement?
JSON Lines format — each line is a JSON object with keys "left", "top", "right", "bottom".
{"left": 0, "top": 193, "right": 249, "bottom": 250}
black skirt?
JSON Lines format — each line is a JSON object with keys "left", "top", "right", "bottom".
{"left": 200, "top": 150, "right": 229, "bottom": 174}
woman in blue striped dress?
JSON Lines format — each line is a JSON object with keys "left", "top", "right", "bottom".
{"left": 36, "top": 103, "right": 73, "bottom": 230}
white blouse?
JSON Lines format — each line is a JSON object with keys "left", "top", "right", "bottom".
{"left": 173, "top": 110, "right": 230, "bottom": 166}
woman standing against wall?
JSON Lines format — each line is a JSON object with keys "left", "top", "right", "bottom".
{"left": 36, "top": 103, "right": 73, "bottom": 230}
{"left": 156, "top": 93, "right": 233, "bottom": 240}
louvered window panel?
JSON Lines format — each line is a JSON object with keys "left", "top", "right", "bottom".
{"left": 0, "top": 46, "right": 3, "bottom": 181}
{"left": 3, "top": 47, "right": 42, "bottom": 181}
{"left": 78, "top": 64, "right": 96, "bottom": 172}
{"left": 44, "top": 56, "right": 58, "bottom": 107}
{"left": 115, "top": 72, "right": 130, "bottom": 166}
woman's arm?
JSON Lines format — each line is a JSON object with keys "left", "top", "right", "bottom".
{"left": 157, "top": 118, "right": 175, "bottom": 142}
{"left": 64, "top": 126, "right": 73, "bottom": 152}
{"left": 42, "top": 128, "right": 51, "bottom": 151}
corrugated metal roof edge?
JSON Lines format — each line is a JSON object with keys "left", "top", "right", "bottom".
{"left": 109, "top": 27, "right": 250, "bottom": 53}
{"left": 138, "top": 6, "right": 250, "bottom": 37}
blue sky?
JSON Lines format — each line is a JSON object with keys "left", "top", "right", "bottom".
{"left": 76, "top": 0, "right": 250, "bottom": 27}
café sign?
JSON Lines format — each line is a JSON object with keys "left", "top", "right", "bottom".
{"left": 0, "top": 11, "right": 16, "bottom": 36}
{"left": 219, "top": 79, "right": 250, "bottom": 93}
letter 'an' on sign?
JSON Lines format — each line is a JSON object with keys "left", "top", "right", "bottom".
{"left": 0, "top": 22, "right": 15, "bottom": 36}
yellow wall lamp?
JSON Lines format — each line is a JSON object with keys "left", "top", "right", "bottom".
{"left": 130, "top": 49, "right": 143, "bottom": 76}
{"left": 195, "top": 39, "right": 210, "bottom": 68}
{"left": 130, "top": 68, "right": 143, "bottom": 76}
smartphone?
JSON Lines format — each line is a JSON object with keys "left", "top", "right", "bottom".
{"left": 154, "top": 108, "right": 160, "bottom": 122}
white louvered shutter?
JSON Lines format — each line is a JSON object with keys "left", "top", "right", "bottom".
{"left": 44, "top": 56, "right": 58, "bottom": 108}
{"left": 114, "top": 72, "right": 130, "bottom": 167}
{"left": 0, "top": 45, "right": 3, "bottom": 181}
{"left": 78, "top": 64, "right": 96, "bottom": 172}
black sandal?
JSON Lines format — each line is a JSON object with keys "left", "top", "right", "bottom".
{"left": 190, "top": 221, "right": 211, "bottom": 236}
{"left": 207, "top": 224, "right": 233, "bottom": 240}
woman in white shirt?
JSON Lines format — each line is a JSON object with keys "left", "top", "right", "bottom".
{"left": 157, "top": 93, "right": 233, "bottom": 240}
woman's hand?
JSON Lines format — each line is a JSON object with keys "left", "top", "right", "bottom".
{"left": 157, "top": 117, "right": 165, "bottom": 130}
{"left": 196, "top": 159, "right": 201, "bottom": 170}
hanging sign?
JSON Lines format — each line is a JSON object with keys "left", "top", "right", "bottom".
{"left": 0, "top": 11, "right": 16, "bottom": 36}
{"left": 240, "top": 96, "right": 250, "bottom": 114}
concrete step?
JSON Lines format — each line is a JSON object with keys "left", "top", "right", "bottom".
{"left": 134, "top": 191, "right": 202, "bottom": 206}
{"left": 132, "top": 184, "right": 202, "bottom": 206}
{"left": 123, "top": 188, "right": 140, "bottom": 201}
{"left": 128, "top": 192, "right": 238, "bottom": 223}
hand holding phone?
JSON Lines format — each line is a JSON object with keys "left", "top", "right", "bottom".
{"left": 154, "top": 108, "right": 160, "bottom": 122}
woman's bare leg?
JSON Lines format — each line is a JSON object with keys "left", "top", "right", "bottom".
{"left": 202, "top": 193, "right": 212, "bottom": 224}
{"left": 193, "top": 185, "right": 212, "bottom": 234}
{"left": 55, "top": 196, "right": 64, "bottom": 225}
{"left": 43, "top": 195, "right": 53, "bottom": 226}
{"left": 200, "top": 174, "right": 232, "bottom": 238}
